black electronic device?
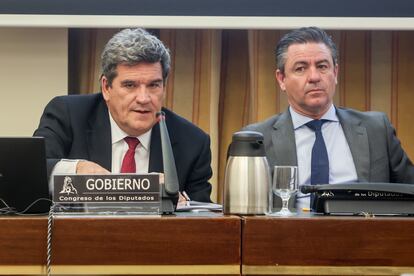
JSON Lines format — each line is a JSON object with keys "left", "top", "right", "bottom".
{"left": 0, "top": 137, "right": 51, "bottom": 214}
{"left": 300, "top": 183, "right": 414, "bottom": 216}
{"left": 157, "top": 111, "right": 179, "bottom": 214}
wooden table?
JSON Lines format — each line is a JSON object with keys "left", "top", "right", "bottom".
{"left": 242, "top": 215, "right": 414, "bottom": 275}
{"left": 0, "top": 213, "right": 241, "bottom": 275}
{"left": 3, "top": 213, "right": 414, "bottom": 275}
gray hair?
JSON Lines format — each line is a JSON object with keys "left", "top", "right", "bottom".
{"left": 275, "top": 27, "right": 338, "bottom": 74}
{"left": 101, "top": 28, "right": 171, "bottom": 86}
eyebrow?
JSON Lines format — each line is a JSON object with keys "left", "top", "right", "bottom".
{"left": 120, "top": 79, "right": 135, "bottom": 85}
{"left": 316, "top": 59, "right": 330, "bottom": 64}
{"left": 293, "top": 59, "right": 330, "bottom": 66}
{"left": 150, "top": 79, "right": 164, "bottom": 84}
{"left": 293, "top": 61, "right": 308, "bottom": 66}
{"left": 120, "top": 78, "right": 164, "bottom": 85}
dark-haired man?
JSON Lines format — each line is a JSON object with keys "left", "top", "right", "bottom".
{"left": 244, "top": 27, "right": 414, "bottom": 209}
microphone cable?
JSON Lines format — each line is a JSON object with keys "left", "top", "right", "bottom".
{"left": 46, "top": 202, "right": 71, "bottom": 276}
{"left": 0, "top": 197, "right": 52, "bottom": 215}
{"left": 47, "top": 203, "right": 55, "bottom": 276}
{"left": 0, "top": 198, "right": 16, "bottom": 214}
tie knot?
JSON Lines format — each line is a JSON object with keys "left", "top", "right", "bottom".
{"left": 306, "top": 119, "right": 328, "bottom": 132}
{"left": 124, "top": 137, "right": 140, "bottom": 150}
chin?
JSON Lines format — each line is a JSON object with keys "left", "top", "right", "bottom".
{"left": 134, "top": 123, "right": 156, "bottom": 134}
{"left": 309, "top": 97, "right": 329, "bottom": 106}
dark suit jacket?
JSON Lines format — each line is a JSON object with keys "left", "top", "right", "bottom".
{"left": 34, "top": 93, "right": 212, "bottom": 202}
{"left": 244, "top": 107, "right": 414, "bottom": 184}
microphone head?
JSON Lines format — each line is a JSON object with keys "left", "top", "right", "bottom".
{"left": 300, "top": 185, "right": 318, "bottom": 194}
{"left": 156, "top": 111, "right": 165, "bottom": 123}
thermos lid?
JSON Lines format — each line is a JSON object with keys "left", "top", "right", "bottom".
{"left": 228, "top": 131, "right": 266, "bottom": 157}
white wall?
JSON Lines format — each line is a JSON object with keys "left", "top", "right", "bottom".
{"left": 0, "top": 28, "right": 68, "bottom": 136}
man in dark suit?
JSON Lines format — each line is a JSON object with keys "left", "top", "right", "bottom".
{"left": 34, "top": 28, "right": 212, "bottom": 202}
{"left": 244, "top": 27, "right": 414, "bottom": 209}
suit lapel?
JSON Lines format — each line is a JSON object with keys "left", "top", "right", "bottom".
{"left": 271, "top": 110, "right": 298, "bottom": 166}
{"left": 337, "top": 108, "right": 370, "bottom": 181}
{"left": 86, "top": 98, "right": 112, "bottom": 171}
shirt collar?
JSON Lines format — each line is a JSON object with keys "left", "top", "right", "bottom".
{"left": 289, "top": 104, "right": 338, "bottom": 130}
{"left": 109, "top": 112, "right": 152, "bottom": 151}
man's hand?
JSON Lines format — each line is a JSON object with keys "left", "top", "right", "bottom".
{"left": 178, "top": 191, "right": 191, "bottom": 206}
{"left": 178, "top": 192, "right": 187, "bottom": 205}
{"left": 76, "top": 161, "right": 110, "bottom": 174}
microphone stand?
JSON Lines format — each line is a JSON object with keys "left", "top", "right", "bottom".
{"left": 157, "top": 111, "right": 179, "bottom": 214}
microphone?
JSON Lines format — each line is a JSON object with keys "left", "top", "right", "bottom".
{"left": 300, "top": 185, "right": 320, "bottom": 194}
{"left": 156, "top": 111, "right": 179, "bottom": 214}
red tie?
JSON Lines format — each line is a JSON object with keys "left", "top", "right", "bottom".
{"left": 121, "top": 137, "right": 140, "bottom": 173}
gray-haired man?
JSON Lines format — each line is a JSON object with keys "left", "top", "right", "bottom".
{"left": 34, "top": 28, "right": 212, "bottom": 202}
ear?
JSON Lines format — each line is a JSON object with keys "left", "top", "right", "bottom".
{"left": 334, "top": 63, "right": 339, "bottom": 84}
{"left": 275, "top": 69, "right": 286, "bottom": 91}
{"left": 101, "top": 76, "right": 110, "bottom": 101}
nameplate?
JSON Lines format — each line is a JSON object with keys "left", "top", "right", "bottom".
{"left": 53, "top": 174, "right": 161, "bottom": 214}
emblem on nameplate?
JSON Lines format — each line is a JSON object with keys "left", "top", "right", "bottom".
{"left": 59, "top": 176, "right": 78, "bottom": 195}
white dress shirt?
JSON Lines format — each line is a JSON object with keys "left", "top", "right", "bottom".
{"left": 109, "top": 113, "right": 151, "bottom": 174}
{"left": 51, "top": 113, "right": 152, "bottom": 175}
{"left": 290, "top": 105, "right": 358, "bottom": 209}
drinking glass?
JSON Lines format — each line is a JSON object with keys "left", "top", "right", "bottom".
{"left": 269, "top": 166, "right": 298, "bottom": 216}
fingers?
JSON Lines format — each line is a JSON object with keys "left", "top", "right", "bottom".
{"left": 76, "top": 161, "right": 111, "bottom": 174}
{"left": 178, "top": 192, "right": 186, "bottom": 204}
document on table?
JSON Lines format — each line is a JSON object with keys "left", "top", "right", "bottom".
{"left": 176, "top": 200, "right": 222, "bottom": 211}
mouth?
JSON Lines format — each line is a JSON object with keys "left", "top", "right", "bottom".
{"left": 306, "top": 88, "right": 325, "bottom": 94}
{"left": 132, "top": 109, "right": 152, "bottom": 115}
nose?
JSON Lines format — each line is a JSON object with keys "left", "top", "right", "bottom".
{"left": 308, "top": 66, "right": 321, "bottom": 83}
{"left": 134, "top": 85, "right": 151, "bottom": 103}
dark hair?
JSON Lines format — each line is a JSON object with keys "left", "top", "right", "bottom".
{"left": 275, "top": 27, "right": 338, "bottom": 73}
{"left": 101, "top": 28, "right": 170, "bottom": 86}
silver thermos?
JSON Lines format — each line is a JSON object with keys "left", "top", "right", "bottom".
{"left": 223, "top": 131, "right": 271, "bottom": 215}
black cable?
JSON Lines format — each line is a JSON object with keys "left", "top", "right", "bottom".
{"left": 0, "top": 197, "right": 54, "bottom": 215}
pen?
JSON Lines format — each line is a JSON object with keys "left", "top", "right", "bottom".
{"left": 182, "top": 191, "right": 191, "bottom": 201}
